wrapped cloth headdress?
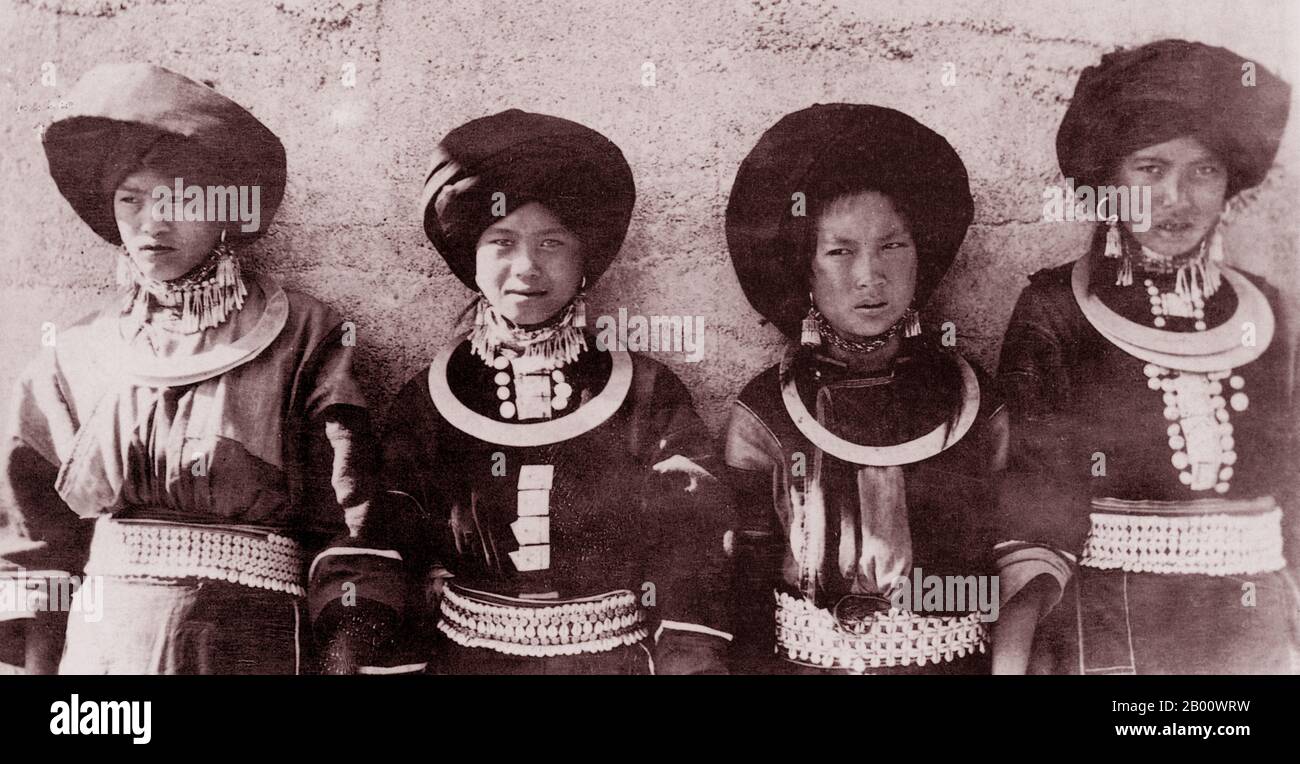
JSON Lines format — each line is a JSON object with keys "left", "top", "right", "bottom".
{"left": 43, "top": 64, "right": 287, "bottom": 335}
{"left": 725, "top": 103, "right": 974, "bottom": 340}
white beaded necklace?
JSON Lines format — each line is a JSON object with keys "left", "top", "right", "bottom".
{"left": 469, "top": 298, "right": 586, "bottom": 421}
{"left": 1129, "top": 239, "right": 1220, "bottom": 332}
{"left": 1142, "top": 363, "right": 1247, "bottom": 493}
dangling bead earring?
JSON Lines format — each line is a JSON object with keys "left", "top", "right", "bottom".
{"left": 468, "top": 294, "right": 494, "bottom": 362}
{"left": 1103, "top": 217, "right": 1123, "bottom": 259}
{"left": 180, "top": 228, "right": 248, "bottom": 333}
{"left": 1115, "top": 253, "right": 1134, "bottom": 287}
{"left": 572, "top": 277, "right": 587, "bottom": 328}
{"left": 214, "top": 228, "right": 239, "bottom": 294}
{"left": 903, "top": 307, "right": 922, "bottom": 338}
{"left": 801, "top": 294, "right": 821, "bottom": 348}
{"left": 1104, "top": 217, "right": 1134, "bottom": 286}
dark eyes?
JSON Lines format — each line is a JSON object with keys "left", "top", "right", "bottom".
{"left": 823, "top": 242, "right": 909, "bottom": 256}
{"left": 486, "top": 237, "right": 571, "bottom": 249}
{"left": 1135, "top": 164, "right": 1221, "bottom": 177}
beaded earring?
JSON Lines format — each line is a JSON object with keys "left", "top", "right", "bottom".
{"left": 119, "top": 227, "right": 247, "bottom": 333}
{"left": 903, "top": 308, "right": 921, "bottom": 338}
{"left": 572, "top": 277, "right": 588, "bottom": 328}
{"left": 801, "top": 294, "right": 821, "bottom": 348}
{"left": 1103, "top": 217, "right": 1134, "bottom": 287}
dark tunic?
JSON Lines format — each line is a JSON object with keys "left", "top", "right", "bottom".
{"left": 724, "top": 341, "right": 1005, "bottom": 674}
{"left": 997, "top": 255, "right": 1300, "bottom": 674}
{"left": 348, "top": 340, "right": 734, "bottom": 674}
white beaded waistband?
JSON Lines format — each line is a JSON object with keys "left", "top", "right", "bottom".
{"left": 437, "top": 584, "right": 649, "bottom": 658}
{"left": 1081, "top": 496, "right": 1286, "bottom": 576}
{"left": 84, "top": 517, "right": 306, "bottom": 596}
{"left": 774, "top": 591, "right": 987, "bottom": 672}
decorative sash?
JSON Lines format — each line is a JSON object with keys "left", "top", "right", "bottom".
{"left": 1081, "top": 496, "right": 1285, "bottom": 576}
{"left": 83, "top": 516, "right": 305, "bottom": 596}
{"left": 437, "top": 584, "right": 648, "bottom": 658}
{"left": 774, "top": 590, "right": 987, "bottom": 672}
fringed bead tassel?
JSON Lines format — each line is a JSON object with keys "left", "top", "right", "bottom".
{"left": 1105, "top": 219, "right": 1135, "bottom": 287}
{"left": 175, "top": 245, "right": 247, "bottom": 333}
{"left": 572, "top": 292, "right": 587, "bottom": 329}
{"left": 801, "top": 302, "right": 822, "bottom": 348}
{"left": 469, "top": 296, "right": 588, "bottom": 368}
{"left": 903, "top": 309, "right": 922, "bottom": 338}
{"left": 1103, "top": 218, "right": 1123, "bottom": 259}
{"left": 118, "top": 241, "right": 247, "bottom": 334}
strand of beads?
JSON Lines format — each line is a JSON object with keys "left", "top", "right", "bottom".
{"left": 491, "top": 354, "right": 575, "bottom": 420}
{"left": 550, "top": 369, "right": 573, "bottom": 411}
{"left": 1145, "top": 278, "right": 1207, "bottom": 331}
{"left": 1144, "top": 363, "right": 1247, "bottom": 493}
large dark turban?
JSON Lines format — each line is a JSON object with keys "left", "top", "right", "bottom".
{"left": 42, "top": 63, "right": 286, "bottom": 246}
{"left": 419, "top": 109, "right": 636, "bottom": 290}
{"left": 725, "top": 103, "right": 974, "bottom": 338}
{"left": 1057, "top": 39, "right": 1290, "bottom": 198}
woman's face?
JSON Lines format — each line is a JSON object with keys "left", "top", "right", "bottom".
{"left": 810, "top": 191, "right": 918, "bottom": 339}
{"left": 475, "top": 201, "right": 585, "bottom": 326}
{"left": 114, "top": 168, "right": 224, "bottom": 282}
{"left": 1114, "top": 135, "right": 1228, "bottom": 257}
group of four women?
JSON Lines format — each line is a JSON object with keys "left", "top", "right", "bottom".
{"left": 1, "top": 37, "right": 1296, "bottom": 675}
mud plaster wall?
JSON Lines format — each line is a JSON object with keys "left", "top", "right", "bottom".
{"left": 1, "top": 0, "right": 1297, "bottom": 437}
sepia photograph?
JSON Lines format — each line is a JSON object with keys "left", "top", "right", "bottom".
{"left": 0, "top": 0, "right": 1296, "bottom": 747}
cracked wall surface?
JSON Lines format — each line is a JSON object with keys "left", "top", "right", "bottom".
{"left": 1, "top": 0, "right": 1297, "bottom": 433}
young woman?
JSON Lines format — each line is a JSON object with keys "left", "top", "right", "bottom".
{"left": 723, "top": 104, "right": 1005, "bottom": 674}
{"left": 0, "top": 64, "right": 384, "bottom": 674}
{"left": 309, "top": 109, "right": 734, "bottom": 674}
{"left": 994, "top": 40, "right": 1297, "bottom": 674}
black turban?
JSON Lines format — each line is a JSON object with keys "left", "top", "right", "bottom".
{"left": 419, "top": 109, "right": 636, "bottom": 290}
{"left": 725, "top": 103, "right": 974, "bottom": 338}
{"left": 1057, "top": 39, "right": 1291, "bottom": 198}
{"left": 42, "top": 63, "right": 286, "bottom": 246}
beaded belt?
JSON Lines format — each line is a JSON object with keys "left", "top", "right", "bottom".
{"left": 437, "top": 584, "right": 649, "bottom": 658}
{"left": 1081, "top": 496, "right": 1286, "bottom": 576}
{"left": 774, "top": 591, "right": 987, "bottom": 672}
{"left": 84, "top": 517, "right": 306, "bottom": 597}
